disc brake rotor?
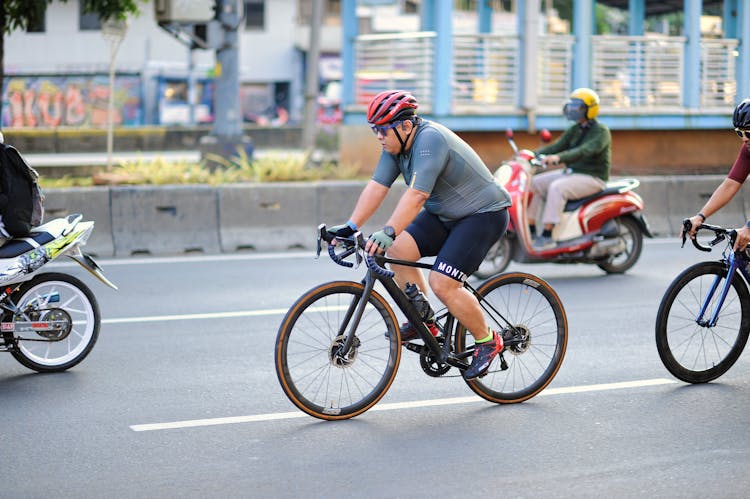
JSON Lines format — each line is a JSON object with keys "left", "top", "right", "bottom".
{"left": 329, "top": 334, "right": 361, "bottom": 368}
{"left": 505, "top": 325, "right": 531, "bottom": 355}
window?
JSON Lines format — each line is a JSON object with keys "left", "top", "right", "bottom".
{"left": 79, "top": 3, "right": 101, "bottom": 31}
{"left": 244, "top": 0, "right": 265, "bottom": 30}
{"left": 403, "top": 0, "right": 418, "bottom": 14}
{"left": 27, "top": 15, "right": 46, "bottom": 33}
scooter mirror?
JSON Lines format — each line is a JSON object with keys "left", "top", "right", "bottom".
{"left": 540, "top": 129, "right": 552, "bottom": 143}
{"left": 506, "top": 128, "right": 514, "bottom": 139}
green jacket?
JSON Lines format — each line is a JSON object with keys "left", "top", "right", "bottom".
{"left": 536, "top": 120, "right": 611, "bottom": 181}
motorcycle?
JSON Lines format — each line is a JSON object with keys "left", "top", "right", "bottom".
{"left": 475, "top": 129, "right": 652, "bottom": 278}
{"left": 0, "top": 213, "right": 117, "bottom": 372}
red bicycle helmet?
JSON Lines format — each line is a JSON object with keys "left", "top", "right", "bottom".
{"left": 367, "top": 90, "right": 418, "bottom": 125}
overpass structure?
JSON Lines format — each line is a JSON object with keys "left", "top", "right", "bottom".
{"left": 340, "top": 0, "right": 750, "bottom": 133}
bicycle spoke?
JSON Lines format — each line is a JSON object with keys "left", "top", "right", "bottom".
{"left": 276, "top": 282, "right": 400, "bottom": 420}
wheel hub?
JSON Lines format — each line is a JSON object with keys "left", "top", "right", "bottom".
{"left": 28, "top": 309, "right": 73, "bottom": 341}
{"left": 505, "top": 325, "right": 531, "bottom": 355}
{"left": 328, "top": 335, "right": 360, "bottom": 368}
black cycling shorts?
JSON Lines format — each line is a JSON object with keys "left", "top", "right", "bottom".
{"left": 405, "top": 209, "right": 509, "bottom": 282}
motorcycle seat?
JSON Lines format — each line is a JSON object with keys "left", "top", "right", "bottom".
{"left": 0, "top": 231, "right": 55, "bottom": 258}
{"left": 564, "top": 178, "right": 640, "bottom": 212}
{"left": 0, "top": 216, "right": 78, "bottom": 259}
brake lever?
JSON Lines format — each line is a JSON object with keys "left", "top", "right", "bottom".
{"left": 316, "top": 223, "right": 326, "bottom": 258}
{"left": 681, "top": 219, "right": 690, "bottom": 248}
{"left": 353, "top": 231, "right": 364, "bottom": 268}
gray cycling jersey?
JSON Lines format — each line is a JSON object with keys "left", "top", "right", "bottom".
{"left": 372, "top": 120, "right": 511, "bottom": 221}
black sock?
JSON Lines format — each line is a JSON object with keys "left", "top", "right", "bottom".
{"left": 529, "top": 224, "right": 536, "bottom": 237}
{"left": 541, "top": 229, "right": 552, "bottom": 238}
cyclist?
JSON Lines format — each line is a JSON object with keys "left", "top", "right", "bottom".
{"left": 528, "top": 87, "right": 611, "bottom": 249}
{"left": 683, "top": 97, "right": 750, "bottom": 251}
{"left": 327, "top": 89, "right": 512, "bottom": 379}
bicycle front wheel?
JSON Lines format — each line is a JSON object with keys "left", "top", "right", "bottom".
{"left": 275, "top": 281, "right": 401, "bottom": 420}
{"left": 456, "top": 272, "right": 568, "bottom": 403}
{"left": 655, "top": 261, "right": 750, "bottom": 383}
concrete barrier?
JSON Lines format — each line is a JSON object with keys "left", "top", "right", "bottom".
{"left": 110, "top": 185, "right": 220, "bottom": 256}
{"left": 218, "top": 183, "right": 319, "bottom": 252}
{"left": 42, "top": 187, "right": 114, "bottom": 257}
{"left": 635, "top": 176, "right": 672, "bottom": 236}
{"left": 316, "top": 181, "right": 408, "bottom": 236}
{"left": 39, "top": 175, "right": 750, "bottom": 257}
{"left": 665, "top": 175, "right": 746, "bottom": 231}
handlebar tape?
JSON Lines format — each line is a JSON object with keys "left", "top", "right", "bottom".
{"left": 366, "top": 255, "right": 395, "bottom": 277}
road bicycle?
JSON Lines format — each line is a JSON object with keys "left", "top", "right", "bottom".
{"left": 275, "top": 225, "right": 568, "bottom": 420}
{"left": 655, "top": 221, "right": 750, "bottom": 383}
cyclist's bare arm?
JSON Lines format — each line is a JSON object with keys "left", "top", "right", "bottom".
{"left": 384, "top": 187, "right": 429, "bottom": 235}
{"left": 684, "top": 178, "right": 742, "bottom": 238}
{"left": 349, "top": 180, "right": 390, "bottom": 228}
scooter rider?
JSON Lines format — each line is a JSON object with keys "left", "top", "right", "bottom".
{"left": 327, "top": 90, "right": 512, "bottom": 380}
{"left": 683, "top": 97, "right": 750, "bottom": 251}
{"left": 528, "top": 88, "right": 612, "bottom": 250}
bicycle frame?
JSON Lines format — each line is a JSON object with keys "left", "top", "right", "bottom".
{"left": 696, "top": 251, "right": 750, "bottom": 328}
{"left": 334, "top": 248, "right": 519, "bottom": 373}
{"left": 683, "top": 222, "right": 750, "bottom": 328}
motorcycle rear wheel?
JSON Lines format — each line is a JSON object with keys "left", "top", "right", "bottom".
{"left": 596, "top": 216, "right": 643, "bottom": 274}
{"left": 474, "top": 234, "right": 512, "bottom": 279}
{"left": 7, "top": 273, "right": 100, "bottom": 372}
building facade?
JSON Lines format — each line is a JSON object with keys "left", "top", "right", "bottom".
{"left": 2, "top": 0, "right": 342, "bottom": 129}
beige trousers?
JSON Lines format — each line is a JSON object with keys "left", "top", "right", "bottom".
{"left": 528, "top": 170, "right": 606, "bottom": 226}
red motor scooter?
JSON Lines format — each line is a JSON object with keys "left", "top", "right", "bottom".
{"left": 475, "top": 129, "right": 652, "bottom": 278}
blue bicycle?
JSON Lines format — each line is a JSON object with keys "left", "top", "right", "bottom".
{"left": 656, "top": 221, "right": 750, "bottom": 383}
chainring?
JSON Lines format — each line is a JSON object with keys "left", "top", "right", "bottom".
{"left": 419, "top": 344, "right": 451, "bottom": 377}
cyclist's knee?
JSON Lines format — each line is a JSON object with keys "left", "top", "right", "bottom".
{"left": 388, "top": 231, "right": 420, "bottom": 260}
{"left": 429, "top": 271, "right": 462, "bottom": 299}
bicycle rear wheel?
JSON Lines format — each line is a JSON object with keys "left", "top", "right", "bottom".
{"left": 275, "top": 281, "right": 401, "bottom": 420}
{"left": 655, "top": 261, "right": 750, "bottom": 383}
{"left": 456, "top": 272, "right": 568, "bottom": 403}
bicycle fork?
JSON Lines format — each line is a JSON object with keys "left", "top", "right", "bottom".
{"left": 697, "top": 254, "right": 743, "bottom": 328}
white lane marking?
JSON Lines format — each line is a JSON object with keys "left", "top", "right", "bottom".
{"left": 130, "top": 378, "right": 677, "bottom": 432}
{"left": 103, "top": 305, "right": 348, "bottom": 324}
{"left": 49, "top": 251, "right": 315, "bottom": 268}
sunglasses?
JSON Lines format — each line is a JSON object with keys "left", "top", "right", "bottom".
{"left": 371, "top": 121, "right": 403, "bottom": 136}
{"left": 735, "top": 128, "right": 750, "bottom": 139}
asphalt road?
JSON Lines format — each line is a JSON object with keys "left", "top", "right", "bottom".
{"left": 2, "top": 238, "right": 750, "bottom": 498}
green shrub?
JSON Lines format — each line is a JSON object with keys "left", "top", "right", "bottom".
{"left": 39, "top": 151, "right": 363, "bottom": 188}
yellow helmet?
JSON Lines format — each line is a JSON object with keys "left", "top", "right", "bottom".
{"left": 564, "top": 87, "right": 600, "bottom": 121}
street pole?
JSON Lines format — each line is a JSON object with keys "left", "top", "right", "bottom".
{"left": 302, "top": 0, "right": 324, "bottom": 151}
{"left": 201, "top": 0, "right": 250, "bottom": 161}
{"left": 102, "top": 19, "right": 127, "bottom": 169}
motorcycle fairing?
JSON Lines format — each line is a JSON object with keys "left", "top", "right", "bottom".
{"left": 0, "top": 215, "right": 110, "bottom": 288}
{"left": 579, "top": 191, "right": 645, "bottom": 234}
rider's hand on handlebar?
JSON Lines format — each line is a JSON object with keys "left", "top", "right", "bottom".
{"left": 327, "top": 222, "right": 356, "bottom": 244}
{"left": 680, "top": 215, "right": 703, "bottom": 241}
{"left": 541, "top": 154, "right": 560, "bottom": 167}
{"left": 733, "top": 225, "right": 750, "bottom": 252}
{"left": 366, "top": 229, "right": 394, "bottom": 255}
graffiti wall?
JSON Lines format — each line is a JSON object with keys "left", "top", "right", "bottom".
{"left": 2, "top": 74, "right": 143, "bottom": 128}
